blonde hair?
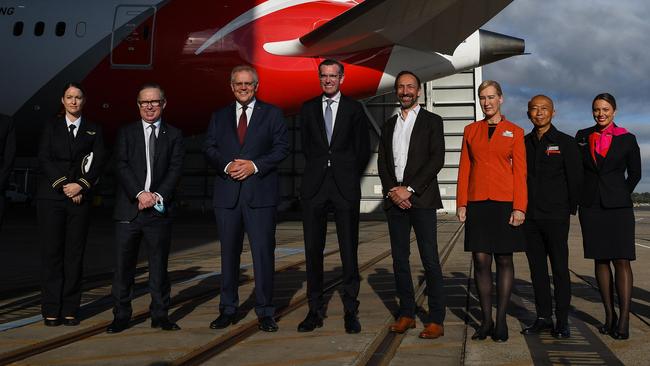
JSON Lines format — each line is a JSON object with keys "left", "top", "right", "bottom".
{"left": 477, "top": 80, "right": 503, "bottom": 96}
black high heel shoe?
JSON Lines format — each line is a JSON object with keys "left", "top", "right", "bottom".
{"left": 611, "top": 330, "right": 629, "bottom": 340}
{"left": 471, "top": 322, "right": 494, "bottom": 340}
{"left": 492, "top": 323, "right": 509, "bottom": 342}
{"left": 598, "top": 314, "right": 617, "bottom": 335}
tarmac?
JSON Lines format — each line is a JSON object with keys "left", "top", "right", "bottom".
{"left": 0, "top": 206, "right": 649, "bottom": 365}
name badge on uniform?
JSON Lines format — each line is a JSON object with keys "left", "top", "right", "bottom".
{"left": 502, "top": 130, "right": 513, "bottom": 138}
{"left": 546, "top": 144, "right": 561, "bottom": 155}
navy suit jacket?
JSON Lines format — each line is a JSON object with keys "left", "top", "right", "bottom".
{"left": 299, "top": 94, "right": 370, "bottom": 201}
{"left": 575, "top": 125, "right": 641, "bottom": 208}
{"left": 113, "top": 121, "right": 185, "bottom": 221}
{"left": 204, "top": 100, "right": 289, "bottom": 208}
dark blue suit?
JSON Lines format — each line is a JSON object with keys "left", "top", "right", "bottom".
{"left": 204, "top": 99, "right": 289, "bottom": 318}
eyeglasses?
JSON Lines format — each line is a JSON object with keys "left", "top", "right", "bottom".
{"left": 231, "top": 81, "right": 256, "bottom": 88}
{"left": 319, "top": 74, "right": 341, "bottom": 80}
{"left": 138, "top": 100, "right": 163, "bottom": 108}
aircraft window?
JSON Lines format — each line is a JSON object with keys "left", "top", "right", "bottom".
{"left": 34, "top": 21, "right": 44, "bottom": 36}
{"left": 55, "top": 22, "right": 66, "bottom": 37}
{"left": 13, "top": 21, "right": 23, "bottom": 36}
{"left": 75, "top": 22, "right": 86, "bottom": 37}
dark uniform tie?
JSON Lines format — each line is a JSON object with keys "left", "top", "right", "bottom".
{"left": 148, "top": 124, "right": 156, "bottom": 175}
{"left": 324, "top": 99, "right": 333, "bottom": 144}
{"left": 238, "top": 104, "right": 248, "bottom": 145}
{"left": 68, "top": 124, "right": 76, "bottom": 145}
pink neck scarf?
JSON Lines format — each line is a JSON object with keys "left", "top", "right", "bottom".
{"left": 589, "top": 122, "right": 628, "bottom": 161}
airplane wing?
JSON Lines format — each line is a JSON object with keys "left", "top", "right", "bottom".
{"left": 264, "top": 0, "right": 513, "bottom": 56}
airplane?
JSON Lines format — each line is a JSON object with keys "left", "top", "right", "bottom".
{"left": 1, "top": 0, "right": 524, "bottom": 154}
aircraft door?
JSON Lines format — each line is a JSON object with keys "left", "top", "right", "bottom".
{"left": 111, "top": 5, "right": 156, "bottom": 68}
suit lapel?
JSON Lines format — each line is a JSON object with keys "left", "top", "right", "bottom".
{"left": 134, "top": 122, "right": 147, "bottom": 170}
{"left": 242, "top": 102, "right": 263, "bottom": 147}
{"left": 403, "top": 112, "right": 428, "bottom": 179}
{"left": 155, "top": 122, "right": 168, "bottom": 163}
{"left": 330, "top": 96, "right": 344, "bottom": 144}
{"left": 314, "top": 97, "right": 329, "bottom": 145}
{"left": 580, "top": 126, "right": 599, "bottom": 171}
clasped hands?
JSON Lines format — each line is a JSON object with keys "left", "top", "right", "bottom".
{"left": 63, "top": 183, "right": 83, "bottom": 205}
{"left": 387, "top": 186, "right": 412, "bottom": 210}
{"left": 138, "top": 191, "right": 159, "bottom": 210}
{"left": 227, "top": 159, "right": 255, "bottom": 181}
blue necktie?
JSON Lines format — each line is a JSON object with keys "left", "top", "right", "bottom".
{"left": 324, "top": 98, "right": 333, "bottom": 144}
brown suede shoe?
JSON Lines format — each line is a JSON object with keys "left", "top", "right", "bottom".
{"left": 389, "top": 316, "right": 416, "bottom": 333}
{"left": 419, "top": 322, "right": 444, "bottom": 339}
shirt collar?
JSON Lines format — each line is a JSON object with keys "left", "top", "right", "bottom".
{"left": 65, "top": 115, "right": 81, "bottom": 127}
{"left": 236, "top": 98, "right": 256, "bottom": 110}
{"left": 322, "top": 92, "right": 341, "bottom": 103}
{"left": 528, "top": 123, "right": 559, "bottom": 143}
{"left": 398, "top": 105, "right": 420, "bottom": 121}
{"left": 142, "top": 119, "right": 162, "bottom": 130}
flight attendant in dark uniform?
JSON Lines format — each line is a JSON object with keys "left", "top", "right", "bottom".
{"left": 576, "top": 93, "right": 641, "bottom": 340}
{"left": 456, "top": 80, "right": 527, "bottom": 342}
{"left": 37, "top": 82, "right": 106, "bottom": 326}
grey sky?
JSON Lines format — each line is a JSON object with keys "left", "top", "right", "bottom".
{"left": 482, "top": 0, "right": 650, "bottom": 192}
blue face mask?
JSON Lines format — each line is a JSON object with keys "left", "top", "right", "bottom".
{"left": 153, "top": 201, "right": 165, "bottom": 214}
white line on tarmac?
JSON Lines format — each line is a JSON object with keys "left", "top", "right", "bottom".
{"left": 636, "top": 243, "right": 650, "bottom": 249}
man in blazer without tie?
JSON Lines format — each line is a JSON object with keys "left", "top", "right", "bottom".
{"left": 377, "top": 70, "right": 446, "bottom": 339}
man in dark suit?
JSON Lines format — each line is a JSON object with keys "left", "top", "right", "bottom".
{"left": 521, "top": 95, "right": 582, "bottom": 339}
{"left": 298, "top": 59, "right": 370, "bottom": 334}
{"left": 377, "top": 70, "right": 446, "bottom": 339}
{"left": 204, "top": 65, "right": 289, "bottom": 332}
{"left": 0, "top": 114, "right": 15, "bottom": 229}
{"left": 108, "top": 83, "right": 185, "bottom": 333}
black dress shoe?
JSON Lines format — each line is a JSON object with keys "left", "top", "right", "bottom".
{"left": 471, "top": 322, "right": 493, "bottom": 340}
{"left": 209, "top": 313, "right": 236, "bottom": 329}
{"left": 551, "top": 326, "right": 571, "bottom": 339}
{"left": 521, "top": 318, "right": 553, "bottom": 335}
{"left": 106, "top": 319, "right": 130, "bottom": 333}
{"left": 344, "top": 312, "right": 361, "bottom": 334}
{"left": 258, "top": 316, "right": 279, "bottom": 332}
{"left": 43, "top": 318, "right": 62, "bottom": 327}
{"left": 297, "top": 311, "right": 324, "bottom": 332}
{"left": 62, "top": 317, "right": 80, "bottom": 326}
{"left": 152, "top": 318, "right": 181, "bottom": 331}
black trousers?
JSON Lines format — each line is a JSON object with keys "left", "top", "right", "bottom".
{"left": 302, "top": 171, "right": 360, "bottom": 315}
{"left": 386, "top": 206, "right": 445, "bottom": 324}
{"left": 523, "top": 218, "right": 571, "bottom": 325}
{"left": 112, "top": 210, "right": 172, "bottom": 321}
{"left": 215, "top": 202, "right": 276, "bottom": 318}
{"left": 38, "top": 198, "right": 90, "bottom": 318}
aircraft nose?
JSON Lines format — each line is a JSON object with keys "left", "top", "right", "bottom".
{"left": 479, "top": 29, "right": 525, "bottom": 65}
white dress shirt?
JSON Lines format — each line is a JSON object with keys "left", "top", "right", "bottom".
{"left": 65, "top": 115, "right": 81, "bottom": 137}
{"left": 236, "top": 98, "right": 255, "bottom": 127}
{"left": 142, "top": 119, "right": 161, "bottom": 194}
{"left": 322, "top": 92, "right": 341, "bottom": 130}
{"left": 224, "top": 99, "right": 258, "bottom": 174}
{"left": 392, "top": 105, "right": 420, "bottom": 183}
